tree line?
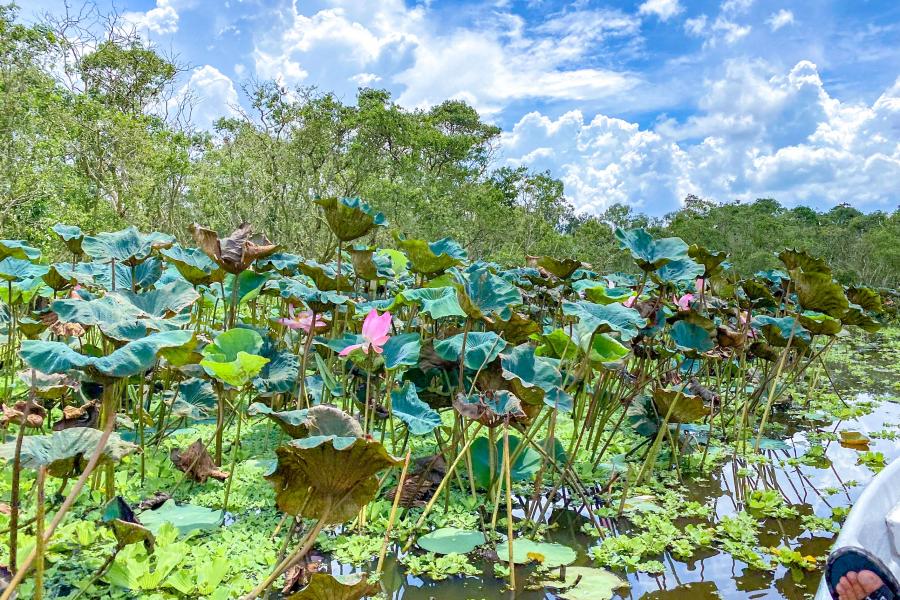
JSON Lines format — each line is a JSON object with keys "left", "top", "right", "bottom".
{"left": 1, "top": 5, "right": 897, "bottom": 288}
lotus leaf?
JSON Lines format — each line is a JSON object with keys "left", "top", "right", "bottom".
{"left": 172, "top": 378, "right": 217, "bottom": 419}
{"left": 248, "top": 403, "right": 311, "bottom": 438}
{"left": 114, "top": 280, "right": 200, "bottom": 317}
{"left": 454, "top": 265, "right": 522, "bottom": 320}
{"left": 191, "top": 222, "right": 278, "bottom": 274}
{"left": 255, "top": 252, "right": 301, "bottom": 275}
{"left": 417, "top": 527, "right": 486, "bottom": 555}
{"left": 285, "top": 572, "right": 375, "bottom": 600}
{"left": 82, "top": 227, "right": 174, "bottom": 266}
{"left": 75, "top": 257, "right": 163, "bottom": 291}
{"left": 160, "top": 245, "right": 223, "bottom": 285}
{"left": 778, "top": 249, "right": 830, "bottom": 274}
{"left": 390, "top": 382, "right": 441, "bottom": 435}
{"left": 526, "top": 255, "right": 581, "bottom": 279}
{"left": 792, "top": 270, "right": 849, "bottom": 317}
{"left": 0, "top": 257, "right": 48, "bottom": 282}
{"left": 847, "top": 286, "right": 883, "bottom": 312}
{"left": 297, "top": 259, "right": 352, "bottom": 292}
{"left": 0, "top": 239, "right": 41, "bottom": 261}
{"left": 670, "top": 320, "right": 715, "bottom": 353}
{"left": 589, "top": 333, "right": 630, "bottom": 364}
{"left": 840, "top": 304, "right": 882, "bottom": 333}
{"left": 138, "top": 499, "right": 221, "bottom": 536}
{"left": 266, "top": 278, "right": 349, "bottom": 312}
{"left": 471, "top": 434, "right": 541, "bottom": 488}
{"left": 651, "top": 388, "right": 709, "bottom": 423}
{"left": 798, "top": 311, "right": 842, "bottom": 336}
{"left": 314, "top": 196, "right": 387, "bottom": 242}
{"left": 453, "top": 391, "right": 526, "bottom": 427}
{"left": 399, "top": 287, "right": 466, "bottom": 319}
{"left": 394, "top": 234, "right": 466, "bottom": 275}
{"left": 500, "top": 344, "right": 571, "bottom": 411}
{"left": 201, "top": 348, "right": 269, "bottom": 388}
{"left": 688, "top": 244, "right": 728, "bottom": 277}
{"left": 252, "top": 350, "right": 299, "bottom": 395}
{"left": 562, "top": 300, "right": 647, "bottom": 342}
{"left": 654, "top": 257, "right": 705, "bottom": 283}
{"left": 741, "top": 280, "right": 777, "bottom": 307}
{"left": 626, "top": 395, "right": 658, "bottom": 437}
{"left": 615, "top": 228, "right": 688, "bottom": 270}
{"left": 534, "top": 329, "right": 579, "bottom": 361}
{"left": 496, "top": 539, "right": 577, "bottom": 568}
{"left": 485, "top": 311, "right": 542, "bottom": 345}
{"left": 0, "top": 427, "right": 137, "bottom": 477}
{"left": 434, "top": 331, "right": 507, "bottom": 370}
{"left": 102, "top": 496, "right": 155, "bottom": 551}
{"left": 542, "top": 566, "right": 629, "bottom": 600}
{"left": 348, "top": 246, "right": 394, "bottom": 280}
{"left": 752, "top": 315, "right": 811, "bottom": 346}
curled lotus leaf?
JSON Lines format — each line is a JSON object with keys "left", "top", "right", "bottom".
{"left": 52, "top": 224, "right": 84, "bottom": 255}
{"left": 434, "top": 331, "right": 507, "bottom": 370}
{"left": 394, "top": 234, "right": 467, "bottom": 275}
{"left": 313, "top": 196, "right": 387, "bottom": 242}
{"left": 651, "top": 387, "right": 710, "bottom": 424}
{"left": 0, "top": 427, "right": 137, "bottom": 477}
{"left": 750, "top": 341, "right": 781, "bottom": 361}
{"left": 200, "top": 328, "right": 269, "bottom": 386}
{"left": 471, "top": 434, "right": 540, "bottom": 488}
{"left": 252, "top": 349, "right": 299, "bottom": 396}
{"left": 285, "top": 572, "right": 376, "bottom": 600}
{"left": 74, "top": 257, "right": 163, "bottom": 291}
{"left": 0, "top": 257, "right": 48, "bottom": 282}
{"left": 101, "top": 496, "right": 154, "bottom": 551}
{"left": 249, "top": 403, "right": 363, "bottom": 439}
{"left": 53, "top": 400, "right": 100, "bottom": 430}
{"left": 626, "top": 395, "right": 658, "bottom": 437}
{"left": 171, "top": 378, "right": 216, "bottom": 420}
{"left": 670, "top": 320, "right": 715, "bottom": 354}
{"left": 398, "top": 287, "right": 466, "bottom": 320}
{"left": 160, "top": 245, "right": 223, "bottom": 285}
{"left": 798, "top": 311, "right": 843, "bottom": 336}
{"left": 190, "top": 222, "right": 278, "bottom": 274}
{"left": 348, "top": 246, "right": 394, "bottom": 281}
{"left": 391, "top": 382, "right": 441, "bottom": 435}
{"left": 267, "top": 433, "right": 400, "bottom": 523}
{"left": 382, "top": 333, "right": 422, "bottom": 371}
{"left": 741, "top": 280, "right": 777, "bottom": 308}
{"left": 840, "top": 303, "right": 882, "bottom": 333}
{"left": 792, "top": 270, "right": 849, "bottom": 317}
{"left": 847, "top": 286, "right": 883, "bottom": 313}
{"left": 113, "top": 280, "right": 200, "bottom": 318}
{"left": 615, "top": 228, "right": 688, "bottom": 271}
{"left": 42, "top": 264, "right": 80, "bottom": 291}
{"left": 264, "top": 278, "right": 349, "bottom": 313}
{"left": 255, "top": 252, "right": 301, "bottom": 275}
{"left": 0, "top": 239, "right": 41, "bottom": 261}
{"left": 248, "top": 403, "right": 311, "bottom": 438}
{"left": 525, "top": 255, "right": 582, "bottom": 279}
{"left": 534, "top": 328, "right": 579, "bottom": 361}
{"left": 82, "top": 227, "right": 174, "bottom": 266}
{"left": 572, "top": 281, "right": 632, "bottom": 305}
{"left": 297, "top": 260, "right": 352, "bottom": 292}
{"left": 170, "top": 439, "right": 228, "bottom": 483}
{"left": 778, "top": 249, "right": 830, "bottom": 274}
{"left": 752, "top": 315, "right": 811, "bottom": 347}
{"left": 485, "top": 311, "right": 541, "bottom": 345}
{"left": 688, "top": 244, "right": 728, "bottom": 277}
{"left": 654, "top": 257, "right": 705, "bottom": 284}
{"left": 20, "top": 330, "right": 196, "bottom": 380}
{"left": 453, "top": 391, "right": 526, "bottom": 428}
{"left": 500, "top": 344, "right": 572, "bottom": 411}
{"left": 19, "top": 369, "right": 79, "bottom": 400}
{"left": 562, "top": 300, "right": 647, "bottom": 343}
{"left": 454, "top": 265, "right": 522, "bottom": 321}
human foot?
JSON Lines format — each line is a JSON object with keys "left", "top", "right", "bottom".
{"left": 836, "top": 570, "right": 888, "bottom": 600}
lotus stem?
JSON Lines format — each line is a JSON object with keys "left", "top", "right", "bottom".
{"left": 222, "top": 394, "right": 245, "bottom": 517}
{"left": 503, "top": 425, "right": 516, "bottom": 593}
{"left": 376, "top": 450, "right": 411, "bottom": 575}
{"left": 753, "top": 316, "right": 798, "bottom": 451}
{"left": 34, "top": 467, "right": 46, "bottom": 600}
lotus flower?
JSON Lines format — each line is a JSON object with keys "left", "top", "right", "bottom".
{"left": 623, "top": 295, "right": 637, "bottom": 308}
{"left": 277, "top": 305, "right": 327, "bottom": 333}
{"left": 695, "top": 278, "right": 705, "bottom": 294}
{"left": 674, "top": 293, "right": 694, "bottom": 311}
{"left": 339, "top": 309, "right": 391, "bottom": 356}
{"left": 740, "top": 311, "right": 758, "bottom": 338}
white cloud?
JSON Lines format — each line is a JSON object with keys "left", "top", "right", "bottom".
{"left": 720, "top": 0, "right": 754, "bottom": 15}
{"left": 181, "top": 65, "right": 240, "bottom": 130}
{"left": 500, "top": 61, "right": 900, "bottom": 214}
{"left": 767, "top": 9, "right": 795, "bottom": 32}
{"left": 350, "top": 72, "right": 381, "bottom": 86}
{"left": 251, "top": 2, "right": 640, "bottom": 115}
{"left": 638, "top": 0, "right": 683, "bottom": 22}
{"left": 685, "top": 14, "right": 751, "bottom": 47}
{"left": 123, "top": 0, "right": 179, "bottom": 35}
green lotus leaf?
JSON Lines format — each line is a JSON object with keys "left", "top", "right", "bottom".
{"left": 527, "top": 256, "right": 581, "bottom": 279}
{"left": 285, "top": 572, "right": 376, "bottom": 600}
{"left": 16, "top": 317, "right": 47, "bottom": 339}
{"left": 798, "top": 311, "right": 843, "bottom": 336}
{"left": 573, "top": 281, "right": 633, "bottom": 305}
{"left": 314, "top": 332, "right": 365, "bottom": 355}
{"left": 172, "top": 378, "right": 217, "bottom": 420}
{"left": 688, "top": 244, "right": 728, "bottom": 277}
{"left": 454, "top": 266, "right": 522, "bottom": 320}
{"left": 191, "top": 222, "right": 279, "bottom": 275}
{"left": 0, "top": 427, "right": 137, "bottom": 478}
{"left": 752, "top": 315, "right": 812, "bottom": 347}
{"left": 654, "top": 257, "right": 705, "bottom": 283}
{"left": 500, "top": 344, "right": 571, "bottom": 411}
{"left": 434, "top": 331, "right": 507, "bottom": 370}
{"left": 847, "top": 286, "right": 883, "bottom": 313}
{"left": 52, "top": 295, "right": 143, "bottom": 328}
{"left": 265, "top": 278, "right": 349, "bottom": 312}
{"left": 82, "top": 227, "right": 174, "bottom": 266}
{"left": 840, "top": 303, "right": 883, "bottom": 333}
{"left": 201, "top": 351, "right": 269, "bottom": 387}
{"left": 590, "top": 333, "right": 630, "bottom": 364}
{"left": 534, "top": 328, "right": 579, "bottom": 360}
{"left": 615, "top": 228, "right": 689, "bottom": 271}
{"left": 220, "top": 270, "right": 269, "bottom": 308}
{"left": 252, "top": 350, "right": 299, "bottom": 396}
{"left": 248, "top": 403, "right": 311, "bottom": 438}
{"left": 496, "top": 539, "right": 577, "bottom": 568}
{"left": 20, "top": 330, "right": 196, "bottom": 380}
{"left": 626, "top": 395, "right": 658, "bottom": 437}
{"left": 114, "top": 280, "right": 200, "bottom": 317}
{"left": 0, "top": 239, "right": 41, "bottom": 261}
{"left": 651, "top": 387, "right": 709, "bottom": 423}
{"left": 562, "top": 300, "right": 647, "bottom": 342}
{"left": 382, "top": 333, "right": 421, "bottom": 370}
{"left": 485, "top": 311, "right": 541, "bottom": 345}
{"left": 542, "top": 566, "right": 629, "bottom": 600}
{"left": 394, "top": 234, "right": 467, "bottom": 275}
{"left": 0, "top": 257, "right": 48, "bottom": 282}
{"left": 741, "top": 279, "right": 777, "bottom": 307}
{"left": 792, "top": 270, "right": 849, "bottom": 317}
{"left": 203, "top": 328, "right": 264, "bottom": 360}
{"left": 750, "top": 341, "right": 781, "bottom": 361}
{"left": 52, "top": 224, "right": 85, "bottom": 255}
{"left": 778, "top": 249, "right": 830, "bottom": 274}
{"left": 42, "top": 264, "right": 79, "bottom": 291}
{"left": 101, "top": 496, "right": 154, "bottom": 551}
{"left": 138, "top": 499, "right": 221, "bottom": 536}
{"left": 255, "top": 252, "right": 301, "bottom": 275}
{"left": 298, "top": 260, "right": 352, "bottom": 292}
{"left": 0, "top": 274, "right": 45, "bottom": 305}
{"left": 74, "top": 257, "right": 163, "bottom": 291}
{"left": 348, "top": 246, "right": 394, "bottom": 281}
{"left": 417, "top": 527, "right": 486, "bottom": 555}
{"left": 399, "top": 287, "right": 466, "bottom": 319}
{"left": 267, "top": 434, "right": 400, "bottom": 523}
{"left": 471, "top": 434, "right": 540, "bottom": 489}
{"left": 314, "top": 196, "right": 387, "bottom": 242}
{"left": 670, "top": 320, "right": 715, "bottom": 353}
{"left": 160, "top": 245, "right": 223, "bottom": 285}
{"left": 391, "top": 382, "right": 441, "bottom": 435}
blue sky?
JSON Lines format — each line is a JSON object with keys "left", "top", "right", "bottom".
{"left": 26, "top": 0, "right": 900, "bottom": 216}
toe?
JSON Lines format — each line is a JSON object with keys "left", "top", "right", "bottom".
{"left": 858, "top": 570, "right": 885, "bottom": 594}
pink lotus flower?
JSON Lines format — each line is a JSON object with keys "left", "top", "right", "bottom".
{"left": 674, "top": 293, "right": 695, "bottom": 311}
{"left": 339, "top": 309, "right": 392, "bottom": 356}
{"left": 623, "top": 295, "right": 637, "bottom": 308}
{"left": 277, "top": 305, "right": 327, "bottom": 333}
{"left": 740, "top": 311, "right": 758, "bottom": 338}
{"left": 695, "top": 278, "right": 705, "bottom": 294}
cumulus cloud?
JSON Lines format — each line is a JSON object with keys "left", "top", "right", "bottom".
{"left": 181, "top": 65, "right": 240, "bottom": 131}
{"left": 767, "top": 9, "right": 795, "bottom": 32}
{"left": 500, "top": 61, "right": 900, "bottom": 215}
{"left": 638, "top": 0, "right": 683, "bottom": 22}
{"left": 252, "top": 1, "right": 640, "bottom": 115}
{"left": 123, "top": 0, "right": 179, "bottom": 35}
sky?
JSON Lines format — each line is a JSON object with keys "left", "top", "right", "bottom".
{"left": 25, "top": 0, "right": 900, "bottom": 216}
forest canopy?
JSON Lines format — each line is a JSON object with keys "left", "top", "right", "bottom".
{"left": 1, "top": 5, "right": 896, "bottom": 287}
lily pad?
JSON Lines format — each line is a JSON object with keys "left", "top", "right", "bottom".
{"left": 496, "top": 539, "right": 577, "bottom": 568}
{"left": 138, "top": 499, "right": 221, "bottom": 536}
{"left": 417, "top": 527, "right": 486, "bottom": 555}
{"left": 542, "top": 566, "right": 629, "bottom": 600}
